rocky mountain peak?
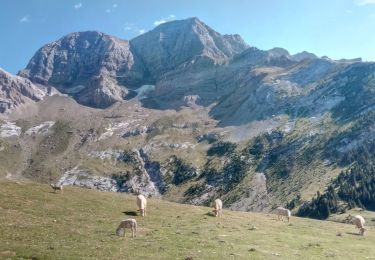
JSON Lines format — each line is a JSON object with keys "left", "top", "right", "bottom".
{"left": 268, "top": 48, "right": 318, "bottom": 62}
{"left": 19, "top": 31, "right": 135, "bottom": 85}
{"left": 0, "top": 68, "right": 48, "bottom": 113}
{"left": 268, "top": 47, "right": 291, "bottom": 58}
{"left": 130, "top": 17, "right": 249, "bottom": 80}
{"left": 292, "top": 51, "right": 318, "bottom": 61}
{"left": 18, "top": 30, "right": 145, "bottom": 108}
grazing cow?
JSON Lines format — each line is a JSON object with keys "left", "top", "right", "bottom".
{"left": 352, "top": 215, "right": 366, "bottom": 235}
{"left": 276, "top": 207, "right": 291, "bottom": 222}
{"left": 50, "top": 184, "right": 63, "bottom": 194}
{"left": 212, "top": 199, "right": 223, "bottom": 217}
{"left": 116, "top": 219, "right": 137, "bottom": 238}
{"left": 136, "top": 194, "right": 147, "bottom": 217}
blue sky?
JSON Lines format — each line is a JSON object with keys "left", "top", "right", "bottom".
{"left": 1, "top": 0, "right": 375, "bottom": 74}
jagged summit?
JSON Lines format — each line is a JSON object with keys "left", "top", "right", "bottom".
{"left": 15, "top": 18, "right": 249, "bottom": 108}
{"left": 268, "top": 47, "right": 318, "bottom": 62}
{"left": 0, "top": 17, "right": 370, "bottom": 114}
{"left": 130, "top": 17, "right": 249, "bottom": 79}
{"left": 18, "top": 30, "right": 144, "bottom": 108}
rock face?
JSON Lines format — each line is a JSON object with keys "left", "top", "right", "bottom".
{"left": 229, "top": 172, "right": 269, "bottom": 212}
{"left": 58, "top": 167, "right": 119, "bottom": 192}
{"left": 15, "top": 17, "right": 373, "bottom": 119}
{"left": 18, "top": 31, "right": 144, "bottom": 108}
{"left": 268, "top": 48, "right": 318, "bottom": 62}
{"left": 0, "top": 68, "right": 47, "bottom": 113}
{"left": 17, "top": 18, "right": 248, "bottom": 109}
{"left": 130, "top": 17, "right": 248, "bottom": 81}
{"left": 87, "top": 148, "right": 165, "bottom": 197}
{"left": 25, "top": 121, "right": 55, "bottom": 136}
{"left": 0, "top": 121, "right": 21, "bottom": 138}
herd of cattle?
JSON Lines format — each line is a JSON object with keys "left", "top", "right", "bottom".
{"left": 114, "top": 194, "right": 367, "bottom": 238}
{"left": 48, "top": 184, "right": 367, "bottom": 238}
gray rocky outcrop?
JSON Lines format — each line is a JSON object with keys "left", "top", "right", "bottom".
{"left": 0, "top": 68, "right": 48, "bottom": 113}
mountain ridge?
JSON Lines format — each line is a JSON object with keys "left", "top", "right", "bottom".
{"left": 0, "top": 17, "right": 374, "bottom": 220}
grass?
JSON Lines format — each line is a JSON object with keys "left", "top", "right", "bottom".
{"left": 1, "top": 181, "right": 375, "bottom": 259}
{"left": 329, "top": 208, "right": 375, "bottom": 228}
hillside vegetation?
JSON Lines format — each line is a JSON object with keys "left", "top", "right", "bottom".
{"left": 1, "top": 181, "right": 375, "bottom": 259}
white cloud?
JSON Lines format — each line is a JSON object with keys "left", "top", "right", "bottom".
{"left": 105, "top": 9, "right": 111, "bottom": 13}
{"left": 112, "top": 4, "right": 118, "bottom": 8}
{"left": 154, "top": 19, "right": 166, "bottom": 26}
{"left": 124, "top": 22, "right": 134, "bottom": 31}
{"left": 19, "top": 15, "right": 30, "bottom": 23}
{"left": 357, "top": 0, "right": 375, "bottom": 5}
{"left": 74, "top": 2, "right": 83, "bottom": 9}
{"left": 123, "top": 22, "right": 147, "bottom": 35}
{"left": 153, "top": 14, "right": 176, "bottom": 26}
{"left": 345, "top": 9, "right": 353, "bottom": 13}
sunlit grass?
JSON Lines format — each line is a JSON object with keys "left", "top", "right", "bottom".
{"left": 1, "top": 181, "right": 374, "bottom": 259}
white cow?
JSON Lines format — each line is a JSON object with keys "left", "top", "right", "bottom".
{"left": 212, "top": 199, "right": 223, "bottom": 217}
{"left": 276, "top": 207, "right": 291, "bottom": 222}
{"left": 352, "top": 215, "right": 366, "bottom": 235}
{"left": 136, "top": 194, "right": 147, "bottom": 217}
{"left": 116, "top": 219, "right": 137, "bottom": 238}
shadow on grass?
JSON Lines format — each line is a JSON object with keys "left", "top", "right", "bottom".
{"left": 122, "top": 211, "right": 138, "bottom": 216}
{"left": 204, "top": 212, "right": 216, "bottom": 217}
{"left": 346, "top": 232, "right": 362, "bottom": 236}
{"left": 48, "top": 191, "right": 62, "bottom": 194}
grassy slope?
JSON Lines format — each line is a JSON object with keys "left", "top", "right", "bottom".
{"left": 2, "top": 95, "right": 353, "bottom": 213}
{"left": 1, "top": 181, "right": 375, "bottom": 260}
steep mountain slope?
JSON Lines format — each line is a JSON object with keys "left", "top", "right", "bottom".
{"left": 130, "top": 17, "right": 248, "bottom": 80}
{"left": 0, "top": 68, "right": 48, "bottom": 113}
{"left": 18, "top": 31, "right": 145, "bottom": 108}
{"left": 18, "top": 18, "right": 248, "bottom": 109}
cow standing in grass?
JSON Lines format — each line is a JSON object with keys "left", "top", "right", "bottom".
{"left": 50, "top": 184, "right": 63, "bottom": 194}
{"left": 352, "top": 215, "right": 366, "bottom": 235}
{"left": 213, "top": 199, "right": 223, "bottom": 217}
{"left": 276, "top": 207, "right": 291, "bottom": 222}
{"left": 136, "top": 194, "right": 147, "bottom": 217}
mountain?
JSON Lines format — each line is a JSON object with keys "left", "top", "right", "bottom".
{"left": 0, "top": 68, "right": 48, "bottom": 113}
{"left": 130, "top": 17, "right": 248, "bottom": 80}
{"left": 18, "top": 31, "right": 145, "bottom": 108}
{"left": 268, "top": 48, "right": 318, "bottom": 62}
{"left": 1, "top": 18, "right": 375, "bottom": 221}
{"left": 292, "top": 51, "right": 318, "bottom": 61}
{"left": 19, "top": 18, "right": 248, "bottom": 109}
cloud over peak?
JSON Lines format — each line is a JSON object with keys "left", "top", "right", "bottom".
{"left": 153, "top": 14, "right": 176, "bottom": 26}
